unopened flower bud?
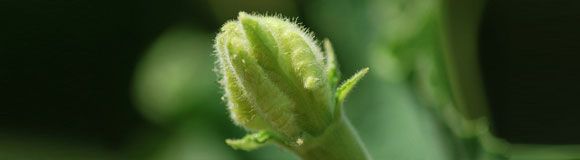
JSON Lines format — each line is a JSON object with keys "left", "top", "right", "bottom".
{"left": 214, "top": 12, "right": 369, "bottom": 150}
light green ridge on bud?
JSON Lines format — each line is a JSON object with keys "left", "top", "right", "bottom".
{"left": 214, "top": 12, "right": 371, "bottom": 160}
{"left": 226, "top": 41, "right": 301, "bottom": 138}
{"left": 216, "top": 22, "right": 268, "bottom": 130}
{"left": 222, "top": 61, "right": 269, "bottom": 130}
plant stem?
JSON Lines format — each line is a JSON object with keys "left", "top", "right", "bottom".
{"left": 291, "top": 116, "right": 370, "bottom": 160}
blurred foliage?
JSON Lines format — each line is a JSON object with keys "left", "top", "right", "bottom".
{"left": 133, "top": 25, "right": 217, "bottom": 124}
{"left": 130, "top": 25, "right": 236, "bottom": 159}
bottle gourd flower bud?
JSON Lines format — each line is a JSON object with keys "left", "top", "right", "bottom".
{"left": 214, "top": 12, "right": 370, "bottom": 159}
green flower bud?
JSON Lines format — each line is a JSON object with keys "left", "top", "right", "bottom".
{"left": 214, "top": 12, "right": 369, "bottom": 152}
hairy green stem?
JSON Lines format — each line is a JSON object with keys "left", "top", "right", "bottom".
{"left": 290, "top": 116, "right": 370, "bottom": 160}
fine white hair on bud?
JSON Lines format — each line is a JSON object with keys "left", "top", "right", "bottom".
{"left": 214, "top": 12, "right": 369, "bottom": 153}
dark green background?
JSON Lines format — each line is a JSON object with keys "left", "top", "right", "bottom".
{"left": 2, "top": 0, "right": 580, "bottom": 159}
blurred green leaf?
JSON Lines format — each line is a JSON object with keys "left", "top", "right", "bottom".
{"left": 133, "top": 25, "right": 218, "bottom": 124}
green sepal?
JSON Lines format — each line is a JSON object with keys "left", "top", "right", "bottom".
{"left": 324, "top": 39, "right": 341, "bottom": 90}
{"left": 336, "top": 68, "right": 369, "bottom": 104}
{"left": 226, "top": 131, "right": 273, "bottom": 151}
